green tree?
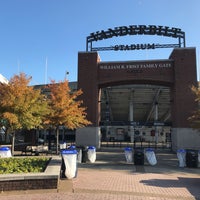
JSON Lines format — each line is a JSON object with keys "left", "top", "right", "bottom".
{"left": 0, "top": 73, "right": 50, "bottom": 154}
{"left": 46, "top": 80, "right": 91, "bottom": 154}
{"left": 188, "top": 85, "right": 200, "bottom": 128}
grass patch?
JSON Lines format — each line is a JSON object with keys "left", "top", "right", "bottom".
{"left": 0, "top": 157, "right": 50, "bottom": 174}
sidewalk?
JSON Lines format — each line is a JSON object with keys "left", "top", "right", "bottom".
{"left": 0, "top": 147, "right": 200, "bottom": 200}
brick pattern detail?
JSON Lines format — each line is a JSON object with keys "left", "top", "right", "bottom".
{"left": 170, "top": 48, "right": 198, "bottom": 127}
{"left": 78, "top": 52, "right": 101, "bottom": 125}
{"left": 0, "top": 179, "right": 58, "bottom": 191}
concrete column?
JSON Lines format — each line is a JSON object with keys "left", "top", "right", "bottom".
{"left": 129, "top": 99, "right": 134, "bottom": 122}
{"left": 154, "top": 102, "right": 158, "bottom": 144}
{"left": 129, "top": 90, "right": 134, "bottom": 142}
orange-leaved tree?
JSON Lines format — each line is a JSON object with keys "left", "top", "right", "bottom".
{"left": 0, "top": 73, "right": 50, "bottom": 154}
{"left": 46, "top": 79, "right": 91, "bottom": 154}
{"left": 188, "top": 85, "right": 200, "bottom": 128}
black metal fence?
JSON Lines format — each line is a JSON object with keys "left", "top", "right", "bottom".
{"left": 101, "top": 140, "right": 172, "bottom": 150}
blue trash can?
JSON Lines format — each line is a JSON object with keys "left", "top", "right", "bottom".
{"left": 61, "top": 149, "right": 77, "bottom": 179}
{"left": 68, "top": 145, "right": 82, "bottom": 163}
{"left": 177, "top": 149, "right": 186, "bottom": 167}
{"left": 0, "top": 147, "right": 12, "bottom": 158}
{"left": 68, "top": 145, "right": 76, "bottom": 149}
{"left": 145, "top": 148, "right": 157, "bottom": 166}
{"left": 87, "top": 146, "right": 96, "bottom": 163}
{"left": 124, "top": 147, "right": 133, "bottom": 163}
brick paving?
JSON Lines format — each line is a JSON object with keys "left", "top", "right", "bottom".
{"left": 0, "top": 147, "right": 200, "bottom": 200}
{"left": 73, "top": 169, "right": 199, "bottom": 199}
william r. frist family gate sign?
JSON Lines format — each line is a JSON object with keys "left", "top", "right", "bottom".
{"left": 86, "top": 25, "right": 186, "bottom": 51}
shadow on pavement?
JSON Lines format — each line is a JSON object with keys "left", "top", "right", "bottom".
{"left": 140, "top": 177, "right": 200, "bottom": 200}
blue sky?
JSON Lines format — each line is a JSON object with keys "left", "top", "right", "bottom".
{"left": 0, "top": 0, "right": 200, "bottom": 85}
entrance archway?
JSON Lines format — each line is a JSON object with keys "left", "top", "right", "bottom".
{"left": 76, "top": 48, "right": 198, "bottom": 150}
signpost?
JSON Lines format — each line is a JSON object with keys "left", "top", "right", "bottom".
{"left": 86, "top": 25, "right": 185, "bottom": 51}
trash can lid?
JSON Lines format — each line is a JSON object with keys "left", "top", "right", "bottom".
{"left": 88, "top": 146, "right": 96, "bottom": 150}
{"left": 124, "top": 147, "right": 132, "bottom": 151}
{"left": 0, "top": 147, "right": 10, "bottom": 151}
{"left": 68, "top": 145, "right": 76, "bottom": 149}
{"left": 177, "top": 149, "right": 186, "bottom": 153}
{"left": 61, "top": 149, "right": 77, "bottom": 154}
{"left": 145, "top": 148, "right": 154, "bottom": 152}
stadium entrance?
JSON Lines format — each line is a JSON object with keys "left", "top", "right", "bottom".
{"left": 76, "top": 25, "right": 198, "bottom": 151}
{"left": 99, "top": 84, "right": 171, "bottom": 149}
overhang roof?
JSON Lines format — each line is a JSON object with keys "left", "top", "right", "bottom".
{"left": 100, "top": 84, "right": 171, "bottom": 126}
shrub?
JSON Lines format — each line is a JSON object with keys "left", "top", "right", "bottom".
{"left": 0, "top": 157, "right": 50, "bottom": 174}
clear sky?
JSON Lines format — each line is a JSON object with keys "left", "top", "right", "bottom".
{"left": 0, "top": 0, "right": 200, "bottom": 85}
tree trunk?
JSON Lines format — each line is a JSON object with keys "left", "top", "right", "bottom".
{"left": 48, "top": 128, "right": 52, "bottom": 151}
{"left": 5, "top": 129, "right": 10, "bottom": 143}
{"left": 11, "top": 132, "right": 15, "bottom": 155}
{"left": 56, "top": 128, "right": 59, "bottom": 154}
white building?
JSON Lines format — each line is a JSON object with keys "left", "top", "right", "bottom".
{"left": 0, "top": 74, "right": 8, "bottom": 84}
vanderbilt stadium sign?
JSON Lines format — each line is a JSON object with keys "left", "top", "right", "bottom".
{"left": 86, "top": 25, "right": 185, "bottom": 51}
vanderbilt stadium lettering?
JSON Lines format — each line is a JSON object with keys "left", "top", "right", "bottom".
{"left": 114, "top": 43, "right": 155, "bottom": 51}
{"left": 88, "top": 25, "right": 185, "bottom": 42}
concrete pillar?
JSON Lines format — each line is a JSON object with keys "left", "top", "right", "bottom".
{"left": 154, "top": 102, "right": 158, "bottom": 144}
{"left": 129, "top": 90, "right": 134, "bottom": 142}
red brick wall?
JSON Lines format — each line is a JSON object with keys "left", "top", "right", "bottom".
{"left": 170, "top": 48, "right": 198, "bottom": 127}
{"left": 0, "top": 178, "right": 58, "bottom": 191}
{"left": 78, "top": 48, "right": 198, "bottom": 128}
{"left": 98, "top": 60, "right": 174, "bottom": 87}
{"left": 78, "top": 52, "right": 101, "bottom": 125}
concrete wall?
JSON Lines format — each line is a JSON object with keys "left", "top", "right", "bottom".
{"left": 76, "top": 127, "right": 101, "bottom": 149}
{"left": 171, "top": 128, "right": 200, "bottom": 151}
